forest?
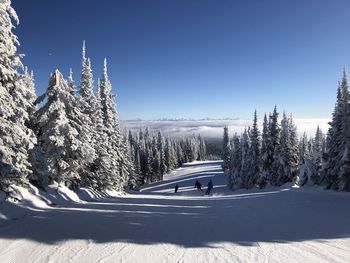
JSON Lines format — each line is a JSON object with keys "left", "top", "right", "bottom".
{"left": 0, "top": 1, "right": 206, "bottom": 197}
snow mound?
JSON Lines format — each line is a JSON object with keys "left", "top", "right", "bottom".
{"left": 76, "top": 187, "right": 124, "bottom": 201}
{"left": 0, "top": 182, "right": 124, "bottom": 222}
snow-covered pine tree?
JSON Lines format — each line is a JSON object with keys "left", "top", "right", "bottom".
{"left": 157, "top": 131, "right": 167, "bottom": 179}
{"left": 274, "top": 113, "right": 299, "bottom": 185}
{"left": 297, "top": 132, "right": 316, "bottom": 186}
{"left": 229, "top": 133, "right": 242, "bottom": 189}
{"left": 240, "top": 128, "right": 251, "bottom": 188}
{"left": 336, "top": 69, "right": 350, "bottom": 190}
{"left": 0, "top": 0, "right": 37, "bottom": 191}
{"left": 76, "top": 43, "right": 114, "bottom": 188}
{"left": 128, "top": 132, "right": 143, "bottom": 189}
{"left": 99, "top": 58, "right": 129, "bottom": 190}
{"left": 312, "top": 126, "right": 325, "bottom": 184}
{"left": 67, "top": 68, "right": 76, "bottom": 96}
{"left": 258, "top": 113, "right": 269, "bottom": 188}
{"left": 176, "top": 140, "right": 185, "bottom": 166}
{"left": 222, "top": 126, "right": 231, "bottom": 171}
{"left": 86, "top": 76, "right": 116, "bottom": 190}
{"left": 151, "top": 138, "right": 161, "bottom": 182}
{"left": 79, "top": 42, "right": 97, "bottom": 120}
{"left": 35, "top": 70, "right": 95, "bottom": 187}
{"left": 324, "top": 69, "right": 350, "bottom": 190}
{"left": 245, "top": 110, "right": 261, "bottom": 188}
{"left": 119, "top": 135, "right": 134, "bottom": 188}
{"left": 299, "top": 133, "right": 310, "bottom": 161}
{"left": 269, "top": 106, "right": 281, "bottom": 186}
{"left": 165, "top": 137, "right": 176, "bottom": 172}
{"left": 197, "top": 135, "right": 207, "bottom": 161}
{"left": 288, "top": 114, "right": 299, "bottom": 182}
{"left": 22, "top": 68, "right": 49, "bottom": 187}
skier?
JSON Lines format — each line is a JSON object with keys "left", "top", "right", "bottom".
{"left": 205, "top": 180, "right": 214, "bottom": 195}
{"left": 174, "top": 184, "right": 179, "bottom": 193}
{"left": 194, "top": 180, "right": 203, "bottom": 192}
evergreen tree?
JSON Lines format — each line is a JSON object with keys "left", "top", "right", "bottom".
{"left": 35, "top": 70, "right": 95, "bottom": 187}
{"left": 99, "top": 58, "right": 128, "bottom": 190}
{"left": 165, "top": 137, "right": 175, "bottom": 172}
{"left": 157, "top": 131, "right": 167, "bottom": 179}
{"left": 297, "top": 132, "right": 316, "bottom": 186}
{"left": 222, "top": 126, "right": 231, "bottom": 171}
{"left": 245, "top": 110, "right": 261, "bottom": 188}
{"left": 22, "top": 68, "right": 48, "bottom": 187}
{"left": 0, "top": 0, "right": 37, "bottom": 190}
{"left": 274, "top": 113, "right": 299, "bottom": 185}
{"left": 269, "top": 106, "right": 281, "bottom": 185}
{"left": 312, "top": 126, "right": 325, "bottom": 184}
{"left": 229, "top": 133, "right": 242, "bottom": 189}
{"left": 79, "top": 42, "right": 97, "bottom": 121}
{"left": 197, "top": 135, "right": 207, "bottom": 161}
{"left": 324, "top": 69, "right": 350, "bottom": 190}
{"left": 67, "top": 68, "right": 75, "bottom": 96}
{"left": 279, "top": 113, "right": 299, "bottom": 185}
{"left": 240, "top": 128, "right": 251, "bottom": 188}
{"left": 258, "top": 113, "right": 269, "bottom": 187}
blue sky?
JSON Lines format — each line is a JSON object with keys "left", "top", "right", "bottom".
{"left": 12, "top": 0, "right": 350, "bottom": 120}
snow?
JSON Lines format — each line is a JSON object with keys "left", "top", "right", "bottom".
{"left": 1, "top": 161, "right": 350, "bottom": 262}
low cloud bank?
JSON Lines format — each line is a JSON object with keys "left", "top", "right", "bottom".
{"left": 121, "top": 119, "right": 330, "bottom": 139}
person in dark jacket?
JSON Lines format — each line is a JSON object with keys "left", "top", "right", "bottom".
{"left": 174, "top": 184, "right": 179, "bottom": 193}
{"left": 205, "top": 180, "right": 214, "bottom": 195}
{"left": 194, "top": 180, "right": 203, "bottom": 191}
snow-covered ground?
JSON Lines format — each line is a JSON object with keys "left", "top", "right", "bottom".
{"left": 1, "top": 161, "right": 350, "bottom": 263}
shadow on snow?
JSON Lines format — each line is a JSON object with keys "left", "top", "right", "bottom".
{"left": 1, "top": 161, "right": 350, "bottom": 248}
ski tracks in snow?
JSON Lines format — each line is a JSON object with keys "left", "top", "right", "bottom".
{"left": 1, "top": 161, "right": 350, "bottom": 262}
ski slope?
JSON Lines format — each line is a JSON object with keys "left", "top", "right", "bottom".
{"left": 1, "top": 161, "right": 350, "bottom": 263}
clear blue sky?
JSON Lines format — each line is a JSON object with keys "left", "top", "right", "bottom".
{"left": 12, "top": 0, "right": 350, "bottom": 120}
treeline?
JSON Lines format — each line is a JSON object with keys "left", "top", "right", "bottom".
{"left": 223, "top": 69, "right": 350, "bottom": 191}
{"left": 126, "top": 129, "right": 206, "bottom": 189}
{"left": 0, "top": 0, "right": 206, "bottom": 195}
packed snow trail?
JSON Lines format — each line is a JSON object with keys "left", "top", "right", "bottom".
{"left": 1, "top": 161, "right": 350, "bottom": 263}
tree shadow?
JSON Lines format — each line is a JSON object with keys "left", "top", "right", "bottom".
{"left": 1, "top": 161, "right": 350, "bottom": 248}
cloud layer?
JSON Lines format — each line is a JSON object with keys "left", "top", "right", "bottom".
{"left": 121, "top": 119, "right": 330, "bottom": 139}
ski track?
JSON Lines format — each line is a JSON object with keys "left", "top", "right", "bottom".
{"left": 1, "top": 160, "right": 350, "bottom": 262}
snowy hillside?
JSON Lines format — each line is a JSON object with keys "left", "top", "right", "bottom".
{"left": 1, "top": 161, "right": 350, "bottom": 263}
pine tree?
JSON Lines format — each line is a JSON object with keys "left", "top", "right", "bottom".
{"left": 165, "top": 137, "right": 175, "bottom": 172}
{"left": 67, "top": 68, "right": 76, "bottom": 96}
{"left": 324, "top": 69, "right": 350, "bottom": 190}
{"left": 157, "top": 131, "right": 167, "bottom": 179}
{"left": 240, "top": 128, "right": 251, "bottom": 188}
{"left": 79, "top": 42, "right": 97, "bottom": 121}
{"left": 35, "top": 70, "right": 94, "bottom": 187}
{"left": 229, "top": 133, "right": 242, "bottom": 189}
{"left": 312, "top": 126, "right": 325, "bottom": 184}
{"left": 197, "top": 135, "right": 207, "bottom": 161}
{"left": 258, "top": 113, "right": 269, "bottom": 188}
{"left": 243, "top": 110, "right": 261, "bottom": 188}
{"left": 274, "top": 113, "right": 299, "bottom": 185}
{"left": 99, "top": 58, "right": 128, "bottom": 190}
{"left": 297, "top": 132, "right": 316, "bottom": 186}
{"left": 0, "top": 0, "right": 37, "bottom": 191}
{"left": 269, "top": 106, "right": 281, "bottom": 185}
{"left": 22, "top": 68, "right": 48, "bottom": 187}
{"left": 222, "top": 126, "right": 231, "bottom": 171}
